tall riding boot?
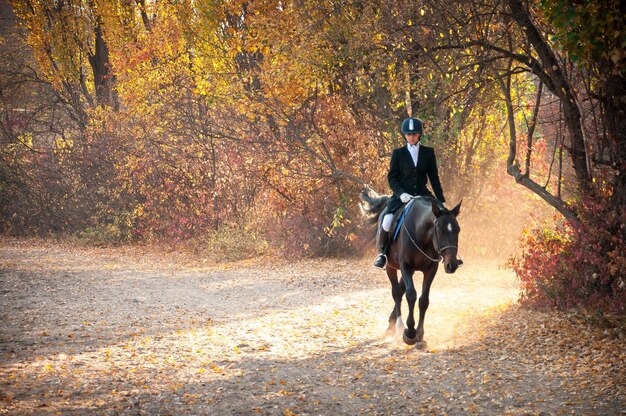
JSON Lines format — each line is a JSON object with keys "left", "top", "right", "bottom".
{"left": 373, "top": 229, "right": 390, "bottom": 269}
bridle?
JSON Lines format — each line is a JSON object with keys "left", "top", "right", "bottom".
{"left": 433, "top": 215, "right": 459, "bottom": 254}
{"left": 402, "top": 213, "right": 458, "bottom": 263}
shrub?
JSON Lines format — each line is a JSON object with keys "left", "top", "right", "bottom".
{"left": 508, "top": 197, "right": 626, "bottom": 315}
{"left": 195, "top": 223, "right": 270, "bottom": 262}
{"left": 75, "top": 212, "right": 135, "bottom": 246}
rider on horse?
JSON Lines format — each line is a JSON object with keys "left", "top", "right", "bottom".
{"left": 373, "top": 117, "right": 446, "bottom": 269}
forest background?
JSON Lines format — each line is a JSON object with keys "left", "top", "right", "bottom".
{"left": 1, "top": 0, "right": 624, "bottom": 315}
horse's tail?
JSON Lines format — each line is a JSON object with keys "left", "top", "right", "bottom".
{"left": 359, "top": 187, "right": 390, "bottom": 224}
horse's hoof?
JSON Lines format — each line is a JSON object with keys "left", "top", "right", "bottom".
{"left": 402, "top": 330, "right": 419, "bottom": 345}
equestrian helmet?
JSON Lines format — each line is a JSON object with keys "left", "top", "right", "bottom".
{"left": 401, "top": 117, "right": 423, "bottom": 134}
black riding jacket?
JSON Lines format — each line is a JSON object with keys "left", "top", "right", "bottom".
{"left": 386, "top": 144, "right": 446, "bottom": 214}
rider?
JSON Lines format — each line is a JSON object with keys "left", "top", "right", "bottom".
{"left": 373, "top": 116, "right": 446, "bottom": 269}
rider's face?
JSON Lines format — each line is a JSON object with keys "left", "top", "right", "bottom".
{"left": 405, "top": 133, "right": 420, "bottom": 145}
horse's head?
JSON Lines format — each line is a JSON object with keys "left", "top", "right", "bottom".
{"left": 432, "top": 200, "right": 462, "bottom": 274}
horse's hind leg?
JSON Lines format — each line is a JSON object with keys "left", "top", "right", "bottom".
{"left": 385, "top": 267, "right": 405, "bottom": 337}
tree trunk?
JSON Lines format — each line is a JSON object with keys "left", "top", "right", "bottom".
{"left": 507, "top": 0, "right": 590, "bottom": 188}
{"left": 499, "top": 75, "right": 578, "bottom": 222}
{"left": 601, "top": 73, "right": 626, "bottom": 208}
{"left": 88, "top": 16, "right": 118, "bottom": 109}
{"left": 135, "top": 0, "right": 152, "bottom": 32}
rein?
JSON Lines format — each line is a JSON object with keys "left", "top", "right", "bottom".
{"left": 401, "top": 219, "right": 443, "bottom": 263}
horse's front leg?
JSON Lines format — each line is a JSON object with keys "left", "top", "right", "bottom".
{"left": 400, "top": 264, "right": 419, "bottom": 345}
{"left": 385, "top": 267, "right": 405, "bottom": 337}
{"left": 415, "top": 265, "right": 437, "bottom": 342}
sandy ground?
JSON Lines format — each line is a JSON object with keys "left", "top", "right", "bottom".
{"left": 0, "top": 239, "right": 624, "bottom": 415}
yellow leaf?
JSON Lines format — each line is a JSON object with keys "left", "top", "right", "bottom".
{"left": 209, "top": 363, "right": 223, "bottom": 373}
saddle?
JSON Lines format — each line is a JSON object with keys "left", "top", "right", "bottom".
{"left": 382, "top": 198, "right": 418, "bottom": 242}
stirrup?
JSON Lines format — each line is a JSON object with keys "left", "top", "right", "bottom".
{"left": 373, "top": 253, "right": 388, "bottom": 270}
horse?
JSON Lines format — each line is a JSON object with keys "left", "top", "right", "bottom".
{"left": 360, "top": 188, "right": 462, "bottom": 345}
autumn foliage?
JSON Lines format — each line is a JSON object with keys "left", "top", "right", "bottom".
{"left": 509, "top": 197, "right": 626, "bottom": 314}
{"left": 1, "top": 0, "right": 625, "bottom": 312}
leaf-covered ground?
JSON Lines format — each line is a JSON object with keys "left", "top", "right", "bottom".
{"left": 0, "top": 239, "right": 624, "bottom": 415}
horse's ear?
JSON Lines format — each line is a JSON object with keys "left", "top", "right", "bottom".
{"left": 432, "top": 200, "right": 442, "bottom": 217}
{"left": 451, "top": 200, "right": 462, "bottom": 217}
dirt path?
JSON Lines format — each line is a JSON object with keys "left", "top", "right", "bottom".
{"left": 0, "top": 239, "right": 624, "bottom": 415}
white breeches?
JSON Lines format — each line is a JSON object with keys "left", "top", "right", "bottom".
{"left": 382, "top": 213, "right": 394, "bottom": 232}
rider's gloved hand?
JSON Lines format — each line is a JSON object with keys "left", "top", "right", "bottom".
{"left": 400, "top": 193, "right": 412, "bottom": 203}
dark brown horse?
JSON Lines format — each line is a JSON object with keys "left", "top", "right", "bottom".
{"left": 360, "top": 188, "right": 462, "bottom": 345}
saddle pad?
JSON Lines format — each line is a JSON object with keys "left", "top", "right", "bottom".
{"left": 392, "top": 198, "right": 416, "bottom": 241}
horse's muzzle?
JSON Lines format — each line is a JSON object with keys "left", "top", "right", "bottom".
{"left": 443, "top": 258, "right": 459, "bottom": 274}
